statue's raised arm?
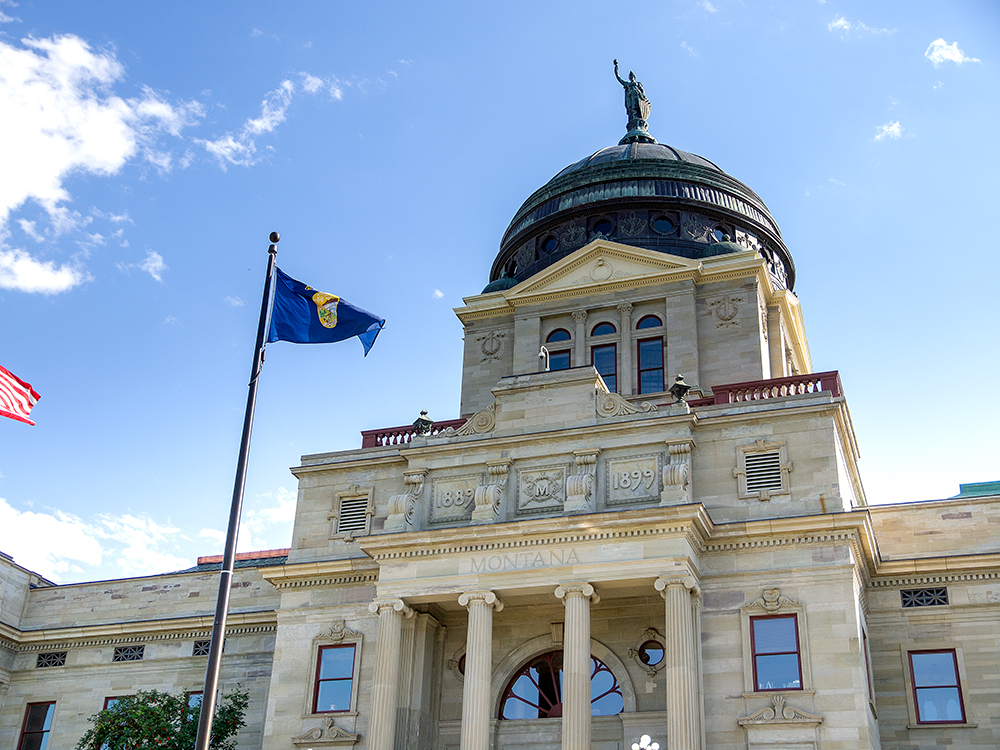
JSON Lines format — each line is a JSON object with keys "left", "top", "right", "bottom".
{"left": 614, "top": 59, "right": 628, "bottom": 87}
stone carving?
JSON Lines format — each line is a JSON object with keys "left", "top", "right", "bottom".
{"left": 575, "top": 260, "right": 631, "bottom": 285}
{"left": 738, "top": 694, "right": 823, "bottom": 726}
{"left": 565, "top": 449, "right": 600, "bottom": 514}
{"left": 472, "top": 459, "right": 512, "bottom": 524}
{"left": 454, "top": 402, "right": 496, "bottom": 436}
{"left": 562, "top": 222, "right": 586, "bottom": 247}
{"left": 616, "top": 301, "right": 633, "bottom": 317}
{"left": 572, "top": 310, "right": 589, "bottom": 325}
{"left": 682, "top": 215, "right": 710, "bottom": 242}
{"left": 385, "top": 469, "right": 426, "bottom": 532}
{"left": 759, "top": 303, "right": 768, "bottom": 341}
{"left": 746, "top": 587, "right": 798, "bottom": 612}
{"left": 618, "top": 211, "right": 644, "bottom": 236}
{"left": 709, "top": 295, "right": 744, "bottom": 328}
{"left": 596, "top": 391, "right": 658, "bottom": 417}
{"left": 517, "top": 466, "right": 567, "bottom": 515}
{"left": 613, "top": 59, "right": 654, "bottom": 144}
{"left": 608, "top": 454, "right": 660, "bottom": 506}
{"left": 429, "top": 475, "right": 478, "bottom": 524}
{"left": 628, "top": 627, "right": 666, "bottom": 676}
{"left": 315, "top": 620, "right": 362, "bottom": 644}
{"left": 661, "top": 439, "right": 695, "bottom": 506}
{"left": 476, "top": 331, "right": 506, "bottom": 362}
{"left": 291, "top": 716, "right": 361, "bottom": 747}
{"left": 517, "top": 245, "right": 535, "bottom": 268}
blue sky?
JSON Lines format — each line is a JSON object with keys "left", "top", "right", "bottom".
{"left": 0, "top": 1, "right": 996, "bottom": 583}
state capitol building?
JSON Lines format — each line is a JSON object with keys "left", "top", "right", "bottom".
{"left": 2, "top": 70, "right": 997, "bottom": 750}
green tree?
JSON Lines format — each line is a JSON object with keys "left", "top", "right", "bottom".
{"left": 75, "top": 688, "right": 249, "bottom": 750}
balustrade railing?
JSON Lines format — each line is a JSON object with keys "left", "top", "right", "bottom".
{"left": 361, "top": 418, "right": 467, "bottom": 448}
{"left": 685, "top": 371, "right": 843, "bottom": 407}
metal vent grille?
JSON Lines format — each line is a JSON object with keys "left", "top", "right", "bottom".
{"left": 744, "top": 451, "right": 783, "bottom": 492}
{"left": 901, "top": 587, "right": 948, "bottom": 607}
{"left": 337, "top": 496, "right": 369, "bottom": 534}
{"left": 36, "top": 651, "right": 67, "bottom": 668}
{"left": 113, "top": 645, "right": 145, "bottom": 662}
{"left": 193, "top": 640, "right": 211, "bottom": 656}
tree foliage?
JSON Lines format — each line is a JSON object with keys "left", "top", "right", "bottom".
{"left": 75, "top": 688, "right": 249, "bottom": 750}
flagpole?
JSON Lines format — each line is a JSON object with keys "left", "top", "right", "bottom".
{"left": 195, "top": 231, "right": 279, "bottom": 750}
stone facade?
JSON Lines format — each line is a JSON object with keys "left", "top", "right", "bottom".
{"left": 1, "top": 157, "right": 998, "bottom": 750}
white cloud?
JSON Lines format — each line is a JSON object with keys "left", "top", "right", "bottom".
{"left": 0, "top": 248, "right": 86, "bottom": 293}
{"left": 0, "top": 33, "right": 203, "bottom": 292}
{"left": 225, "top": 295, "right": 245, "bottom": 307}
{"left": 874, "top": 121, "right": 902, "bottom": 141}
{"left": 925, "top": 39, "right": 980, "bottom": 67}
{"left": 828, "top": 177, "right": 846, "bottom": 186}
{"left": 0, "top": 497, "right": 190, "bottom": 581}
{"left": 681, "top": 42, "right": 698, "bottom": 57}
{"left": 828, "top": 15, "right": 894, "bottom": 35}
{"left": 202, "top": 487, "right": 296, "bottom": 553}
{"left": 301, "top": 73, "right": 324, "bottom": 93}
{"left": 699, "top": 0, "right": 717, "bottom": 12}
{"left": 117, "top": 249, "right": 167, "bottom": 282}
{"left": 139, "top": 250, "right": 166, "bottom": 281}
{"left": 197, "top": 80, "right": 295, "bottom": 168}
{"left": 433, "top": 289, "right": 444, "bottom": 299}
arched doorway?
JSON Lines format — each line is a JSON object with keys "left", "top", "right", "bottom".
{"left": 498, "top": 649, "right": 624, "bottom": 720}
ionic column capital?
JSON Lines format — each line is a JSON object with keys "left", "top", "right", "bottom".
{"left": 459, "top": 590, "right": 504, "bottom": 612}
{"left": 368, "top": 598, "right": 414, "bottom": 618}
{"left": 554, "top": 582, "right": 600, "bottom": 605}
{"left": 654, "top": 575, "right": 700, "bottom": 598}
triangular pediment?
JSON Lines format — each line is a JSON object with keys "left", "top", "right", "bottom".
{"left": 506, "top": 240, "right": 703, "bottom": 302}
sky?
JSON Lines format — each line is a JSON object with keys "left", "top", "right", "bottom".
{"left": 0, "top": 0, "right": 997, "bottom": 584}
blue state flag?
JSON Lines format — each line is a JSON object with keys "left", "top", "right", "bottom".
{"left": 267, "top": 267, "right": 385, "bottom": 355}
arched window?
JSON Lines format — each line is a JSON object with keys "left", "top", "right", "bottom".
{"left": 546, "top": 329, "right": 571, "bottom": 343}
{"left": 636, "top": 315, "right": 661, "bottom": 329}
{"left": 499, "top": 650, "right": 623, "bottom": 720}
{"left": 591, "top": 322, "right": 616, "bottom": 336}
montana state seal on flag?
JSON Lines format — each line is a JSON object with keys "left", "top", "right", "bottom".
{"left": 267, "top": 268, "right": 384, "bottom": 355}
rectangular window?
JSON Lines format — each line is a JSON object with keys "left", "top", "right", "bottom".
{"left": 314, "top": 644, "right": 356, "bottom": 713}
{"left": 548, "top": 350, "right": 571, "bottom": 371}
{"left": 35, "top": 652, "right": 67, "bottom": 668}
{"left": 336, "top": 497, "right": 369, "bottom": 535}
{"left": 751, "top": 615, "right": 802, "bottom": 691}
{"left": 18, "top": 702, "right": 55, "bottom": 750}
{"left": 637, "top": 338, "right": 664, "bottom": 394}
{"left": 909, "top": 650, "right": 966, "bottom": 723}
{"left": 592, "top": 344, "right": 617, "bottom": 393}
{"left": 112, "top": 645, "right": 144, "bottom": 662}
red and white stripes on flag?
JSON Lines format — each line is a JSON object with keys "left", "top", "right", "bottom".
{"left": 0, "top": 365, "right": 40, "bottom": 425}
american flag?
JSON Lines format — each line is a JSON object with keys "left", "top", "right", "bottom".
{"left": 0, "top": 364, "right": 40, "bottom": 425}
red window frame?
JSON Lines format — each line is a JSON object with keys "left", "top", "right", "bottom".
{"left": 636, "top": 315, "right": 662, "bottom": 329}
{"left": 637, "top": 337, "right": 664, "bottom": 394}
{"left": 908, "top": 649, "right": 966, "bottom": 724}
{"left": 313, "top": 644, "right": 356, "bottom": 714}
{"left": 591, "top": 343, "right": 617, "bottom": 393}
{"left": 750, "top": 614, "right": 803, "bottom": 692}
{"left": 18, "top": 702, "right": 55, "bottom": 750}
{"left": 546, "top": 328, "right": 571, "bottom": 343}
{"left": 499, "top": 650, "right": 623, "bottom": 720}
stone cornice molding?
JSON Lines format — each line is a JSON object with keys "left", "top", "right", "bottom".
{"left": 358, "top": 505, "right": 715, "bottom": 562}
{"left": 554, "top": 582, "right": 600, "bottom": 605}
{"left": 368, "top": 598, "right": 414, "bottom": 618}
{"left": 458, "top": 590, "right": 504, "bottom": 611}
{"left": 294, "top": 452, "right": 406, "bottom": 474}
{"left": 260, "top": 558, "right": 379, "bottom": 590}
{"left": 869, "top": 554, "right": 1000, "bottom": 587}
{"left": 12, "top": 610, "right": 276, "bottom": 651}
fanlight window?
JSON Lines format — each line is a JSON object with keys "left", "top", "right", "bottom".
{"left": 499, "top": 650, "right": 623, "bottom": 720}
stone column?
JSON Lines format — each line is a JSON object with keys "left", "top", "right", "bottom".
{"left": 572, "top": 309, "right": 588, "bottom": 366}
{"left": 555, "top": 582, "right": 600, "bottom": 750}
{"left": 366, "top": 598, "right": 413, "bottom": 750}
{"left": 617, "top": 302, "right": 633, "bottom": 394}
{"left": 459, "top": 590, "right": 503, "bottom": 750}
{"left": 654, "top": 574, "right": 702, "bottom": 750}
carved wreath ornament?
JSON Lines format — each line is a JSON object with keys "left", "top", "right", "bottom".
{"left": 477, "top": 331, "right": 506, "bottom": 362}
{"left": 709, "top": 295, "right": 744, "bottom": 328}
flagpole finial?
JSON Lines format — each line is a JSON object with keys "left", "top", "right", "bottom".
{"left": 269, "top": 231, "right": 280, "bottom": 243}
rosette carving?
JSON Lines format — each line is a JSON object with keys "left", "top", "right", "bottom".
{"left": 456, "top": 402, "right": 496, "bottom": 435}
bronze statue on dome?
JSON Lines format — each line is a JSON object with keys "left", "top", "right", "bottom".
{"left": 614, "top": 59, "right": 656, "bottom": 145}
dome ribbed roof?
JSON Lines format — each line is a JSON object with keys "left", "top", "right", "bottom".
{"left": 553, "top": 143, "right": 723, "bottom": 179}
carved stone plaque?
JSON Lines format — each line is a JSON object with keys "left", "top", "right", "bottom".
{"left": 606, "top": 454, "right": 661, "bottom": 506}
{"left": 430, "top": 475, "right": 478, "bottom": 524}
{"left": 516, "top": 466, "right": 567, "bottom": 515}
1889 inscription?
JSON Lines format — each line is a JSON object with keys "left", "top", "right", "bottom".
{"left": 430, "top": 475, "right": 478, "bottom": 523}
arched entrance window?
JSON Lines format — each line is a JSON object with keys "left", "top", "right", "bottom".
{"left": 499, "top": 650, "right": 623, "bottom": 719}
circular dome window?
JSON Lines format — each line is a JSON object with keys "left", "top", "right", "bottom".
{"left": 638, "top": 640, "right": 664, "bottom": 666}
{"left": 651, "top": 216, "right": 675, "bottom": 235}
{"left": 593, "top": 219, "right": 615, "bottom": 238}
{"left": 541, "top": 235, "right": 559, "bottom": 253}
{"left": 712, "top": 228, "right": 727, "bottom": 242}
